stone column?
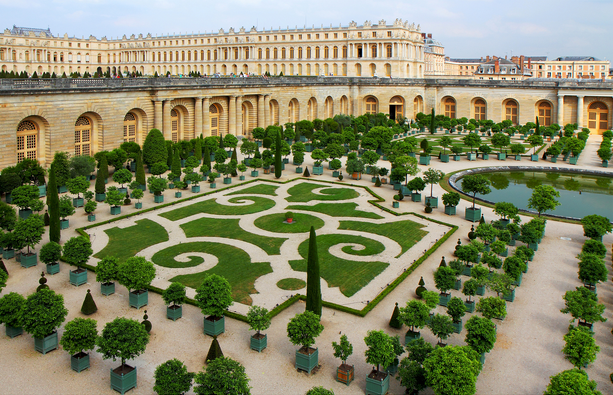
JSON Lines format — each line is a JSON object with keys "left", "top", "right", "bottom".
{"left": 228, "top": 95, "right": 237, "bottom": 135}
{"left": 236, "top": 96, "right": 243, "bottom": 136}
{"left": 203, "top": 97, "right": 211, "bottom": 136}
{"left": 257, "top": 95, "right": 265, "bottom": 128}
{"left": 162, "top": 99, "right": 171, "bottom": 139}
{"left": 264, "top": 95, "right": 271, "bottom": 127}
{"left": 350, "top": 85, "right": 359, "bottom": 116}
{"left": 557, "top": 95, "right": 564, "bottom": 126}
{"left": 577, "top": 95, "right": 584, "bottom": 128}
{"left": 194, "top": 97, "right": 203, "bottom": 138}
{"left": 153, "top": 99, "right": 163, "bottom": 130}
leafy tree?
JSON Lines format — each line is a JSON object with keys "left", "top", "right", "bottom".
{"left": 46, "top": 165, "right": 61, "bottom": 243}
{"left": 527, "top": 185, "right": 560, "bottom": 216}
{"left": 494, "top": 202, "right": 518, "bottom": 221}
{"left": 399, "top": 300, "right": 430, "bottom": 334}
{"left": 135, "top": 152, "right": 146, "bottom": 186}
{"left": 107, "top": 148, "right": 128, "bottom": 170}
{"left": 275, "top": 130, "right": 282, "bottom": 179}
{"left": 193, "top": 357, "right": 250, "bottom": 395}
{"left": 287, "top": 310, "right": 324, "bottom": 351}
{"left": 96, "top": 317, "right": 150, "bottom": 367}
{"left": 21, "top": 288, "right": 68, "bottom": 339}
{"left": 112, "top": 168, "right": 132, "bottom": 189}
{"left": 578, "top": 254, "right": 608, "bottom": 285}
{"left": 306, "top": 226, "right": 322, "bottom": 317}
{"left": 13, "top": 214, "right": 45, "bottom": 254}
{"left": 503, "top": 256, "right": 526, "bottom": 282}
{"left": 442, "top": 192, "right": 460, "bottom": 207}
{"left": 62, "top": 236, "right": 92, "bottom": 268}
{"left": 462, "top": 133, "right": 482, "bottom": 153}
{"left": 461, "top": 174, "right": 491, "bottom": 209}
{"left": 581, "top": 239, "right": 606, "bottom": 258}
{"left": 476, "top": 297, "right": 507, "bottom": 320}
{"left": 104, "top": 186, "right": 125, "bottom": 207}
{"left": 51, "top": 152, "right": 71, "bottom": 187}
{"left": 246, "top": 305, "right": 271, "bottom": 338}
{"left": 464, "top": 315, "right": 497, "bottom": 354}
{"left": 427, "top": 314, "right": 455, "bottom": 344}
{"left": 422, "top": 169, "right": 445, "bottom": 198}
{"left": 433, "top": 265, "right": 456, "bottom": 295}
{"left": 544, "top": 369, "right": 602, "bottom": 395}
{"left": 305, "top": 387, "right": 334, "bottom": 395}
{"left": 406, "top": 337, "right": 434, "bottom": 364}
{"left": 69, "top": 155, "right": 96, "bottom": 178}
{"left": 364, "top": 329, "right": 394, "bottom": 373}
{"left": 397, "top": 358, "right": 427, "bottom": 394}
{"left": 462, "top": 278, "right": 479, "bottom": 302}
{"left": 332, "top": 334, "right": 353, "bottom": 366}
{"left": 0, "top": 269, "right": 6, "bottom": 293}
{"left": 11, "top": 185, "right": 39, "bottom": 211}
{"left": 486, "top": 272, "right": 514, "bottom": 297}
{"left": 560, "top": 286, "right": 607, "bottom": 325}
{"left": 162, "top": 282, "right": 186, "bottom": 307}
{"left": 143, "top": 129, "right": 168, "bottom": 166}
{"left": 58, "top": 195, "right": 75, "bottom": 220}
{"left": 562, "top": 326, "right": 599, "bottom": 370}
{"left": 491, "top": 133, "right": 511, "bottom": 153}
{"left": 447, "top": 297, "right": 467, "bottom": 323}
{"left": 147, "top": 176, "right": 168, "bottom": 196}
{"left": 60, "top": 317, "right": 98, "bottom": 356}
{"left": 580, "top": 214, "right": 612, "bottom": 239}
{"left": 526, "top": 134, "right": 544, "bottom": 154}
{"left": 96, "top": 256, "right": 119, "bottom": 284}
{"left": 66, "top": 176, "right": 89, "bottom": 200}
{"left": 117, "top": 256, "right": 156, "bottom": 292}
{"left": 423, "top": 345, "right": 481, "bottom": 395}
{"left": 195, "top": 274, "right": 233, "bottom": 318}
{"left": 0, "top": 292, "right": 25, "bottom": 328}
{"left": 154, "top": 359, "right": 195, "bottom": 395}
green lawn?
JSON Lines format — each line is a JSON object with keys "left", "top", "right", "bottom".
{"left": 277, "top": 278, "right": 306, "bottom": 290}
{"left": 227, "top": 183, "right": 279, "bottom": 196}
{"left": 289, "top": 234, "right": 389, "bottom": 297}
{"left": 419, "top": 135, "right": 535, "bottom": 156}
{"left": 339, "top": 220, "right": 428, "bottom": 258}
{"left": 152, "top": 242, "right": 272, "bottom": 305}
{"left": 254, "top": 213, "right": 325, "bottom": 233}
{"left": 159, "top": 196, "right": 276, "bottom": 220}
{"left": 286, "top": 183, "right": 359, "bottom": 202}
{"left": 94, "top": 219, "right": 169, "bottom": 262}
{"left": 181, "top": 217, "right": 287, "bottom": 255}
{"left": 286, "top": 202, "right": 384, "bottom": 219}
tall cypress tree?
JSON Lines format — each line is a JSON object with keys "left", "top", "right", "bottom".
{"left": 47, "top": 164, "right": 61, "bottom": 243}
{"left": 430, "top": 108, "right": 436, "bottom": 134}
{"left": 135, "top": 152, "right": 146, "bottom": 186}
{"left": 99, "top": 153, "right": 109, "bottom": 182}
{"left": 275, "top": 130, "right": 282, "bottom": 179}
{"left": 203, "top": 145, "right": 211, "bottom": 173}
{"left": 171, "top": 148, "right": 181, "bottom": 177}
{"left": 305, "top": 226, "right": 322, "bottom": 317}
{"left": 166, "top": 142, "right": 173, "bottom": 168}
{"left": 231, "top": 147, "right": 238, "bottom": 177}
{"left": 219, "top": 133, "right": 224, "bottom": 149}
{"left": 194, "top": 139, "right": 203, "bottom": 162}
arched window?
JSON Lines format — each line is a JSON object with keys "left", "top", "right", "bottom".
{"left": 588, "top": 102, "right": 609, "bottom": 133}
{"left": 324, "top": 47, "right": 329, "bottom": 59}
{"left": 315, "top": 47, "right": 320, "bottom": 58}
{"left": 273, "top": 48, "right": 278, "bottom": 59}
{"left": 413, "top": 96, "right": 423, "bottom": 118}
{"left": 371, "top": 44, "right": 377, "bottom": 58}
{"left": 209, "top": 104, "right": 220, "bottom": 136}
{"left": 266, "top": 48, "right": 270, "bottom": 59}
{"left": 281, "top": 48, "right": 286, "bottom": 59}
{"left": 75, "top": 116, "right": 92, "bottom": 156}
{"left": 123, "top": 113, "right": 136, "bottom": 143}
{"left": 340, "top": 96, "right": 348, "bottom": 115}
{"left": 269, "top": 99, "right": 279, "bottom": 125}
{"left": 505, "top": 100, "right": 519, "bottom": 125}
{"left": 342, "top": 46, "right": 347, "bottom": 58}
{"left": 258, "top": 48, "right": 262, "bottom": 60}
{"left": 306, "top": 47, "right": 311, "bottom": 59}
{"left": 325, "top": 97, "right": 334, "bottom": 119}
{"left": 17, "top": 120, "right": 38, "bottom": 162}
{"left": 365, "top": 97, "right": 377, "bottom": 115}
{"left": 333, "top": 46, "right": 338, "bottom": 58}
{"left": 298, "top": 47, "right": 303, "bottom": 59}
{"left": 538, "top": 102, "right": 552, "bottom": 126}
{"left": 171, "top": 109, "right": 179, "bottom": 142}
{"left": 444, "top": 97, "right": 456, "bottom": 119}
{"left": 289, "top": 47, "right": 294, "bottom": 59}
{"left": 234, "top": 48, "right": 238, "bottom": 60}
{"left": 474, "top": 99, "right": 486, "bottom": 121}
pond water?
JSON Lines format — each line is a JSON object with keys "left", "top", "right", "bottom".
{"left": 458, "top": 171, "right": 613, "bottom": 220}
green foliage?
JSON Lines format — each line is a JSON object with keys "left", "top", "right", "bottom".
{"left": 206, "top": 337, "right": 224, "bottom": 362}
{"left": 332, "top": 334, "right": 354, "bottom": 364}
{"left": 286, "top": 310, "right": 324, "bottom": 349}
{"left": 544, "top": 369, "right": 602, "bottom": 395}
{"left": 446, "top": 296, "right": 467, "bottom": 323}
{"left": 527, "top": 185, "right": 560, "bottom": 216}
{"left": 494, "top": 202, "right": 518, "bottom": 220}
{"left": 135, "top": 153, "right": 146, "bottom": 186}
{"left": 39, "top": 242, "right": 62, "bottom": 265}
{"left": 476, "top": 296, "right": 507, "bottom": 320}
{"left": 503, "top": 256, "right": 526, "bottom": 282}
{"left": 154, "top": 358, "right": 195, "bottom": 395}
{"left": 63, "top": 236, "right": 92, "bottom": 267}
{"left": 560, "top": 286, "right": 607, "bottom": 324}
{"left": 0, "top": 269, "right": 6, "bottom": 294}
{"left": 95, "top": 256, "right": 119, "bottom": 284}
{"left": 406, "top": 337, "right": 434, "bottom": 365}
{"left": 389, "top": 302, "right": 402, "bottom": 329}
{"left": 21, "top": 288, "right": 68, "bottom": 338}
{"left": 58, "top": 195, "right": 75, "bottom": 219}
{"left": 464, "top": 315, "right": 497, "bottom": 354}
{"left": 117, "top": 256, "right": 156, "bottom": 291}
{"left": 364, "top": 329, "right": 395, "bottom": 372}
{"left": 398, "top": 300, "right": 430, "bottom": 332}
{"left": 81, "top": 289, "right": 98, "bottom": 315}
{"left": 112, "top": 168, "right": 133, "bottom": 188}
{"left": 563, "top": 326, "right": 599, "bottom": 369}
{"left": 433, "top": 265, "right": 456, "bottom": 294}
{"left": 104, "top": 186, "right": 126, "bottom": 207}
{"left": 397, "top": 358, "right": 427, "bottom": 394}
{"left": 247, "top": 305, "right": 271, "bottom": 334}
{"left": 195, "top": 274, "right": 233, "bottom": 317}
{"left": 581, "top": 239, "right": 606, "bottom": 258}
{"left": 423, "top": 345, "right": 481, "bottom": 395}
{"left": 442, "top": 192, "right": 460, "bottom": 207}
{"left": 147, "top": 176, "right": 168, "bottom": 195}
{"left": 421, "top": 290, "right": 440, "bottom": 310}
{"left": 143, "top": 129, "right": 168, "bottom": 166}
{"left": 96, "top": 317, "right": 150, "bottom": 366}
{"left": 150, "top": 161, "right": 169, "bottom": 177}
{"left": 47, "top": 166, "right": 61, "bottom": 243}
{"left": 60, "top": 317, "right": 98, "bottom": 355}
{"left": 462, "top": 133, "right": 482, "bottom": 153}
{"left": 51, "top": 151, "right": 71, "bottom": 186}
{"left": 66, "top": 176, "right": 90, "bottom": 198}
{"left": 11, "top": 185, "right": 39, "bottom": 210}
{"left": 581, "top": 214, "right": 612, "bottom": 239}
{"left": 427, "top": 313, "right": 455, "bottom": 343}
{"left": 407, "top": 177, "right": 426, "bottom": 193}
{"left": 0, "top": 201, "right": 16, "bottom": 231}
{"left": 486, "top": 272, "right": 514, "bottom": 297}
{"left": 162, "top": 282, "right": 187, "bottom": 306}
{"left": 193, "top": 357, "right": 251, "bottom": 395}
{"left": 305, "top": 226, "right": 322, "bottom": 317}
{"left": 13, "top": 214, "right": 45, "bottom": 253}
{"left": 306, "top": 387, "right": 334, "bottom": 395}
{"left": 461, "top": 174, "right": 491, "bottom": 209}
{"left": 0, "top": 292, "right": 25, "bottom": 327}
{"left": 578, "top": 253, "right": 608, "bottom": 285}
{"left": 462, "top": 279, "right": 479, "bottom": 300}
{"left": 95, "top": 155, "right": 107, "bottom": 194}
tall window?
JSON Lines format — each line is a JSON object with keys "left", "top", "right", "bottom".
{"left": 413, "top": 96, "right": 423, "bottom": 117}
{"left": 324, "top": 47, "right": 329, "bottom": 59}
{"left": 365, "top": 97, "right": 377, "bottom": 115}
{"left": 315, "top": 47, "right": 320, "bottom": 58}
{"left": 333, "top": 46, "right": 338, "bottom": 58}
{"left": 288, "top": 99, "right": 299, "bottom": 123}
{"left": 171, "top": 109, "right": 179, "bottom": 142}
{"left": 505, "top": 100, "right": 519, "bottom": 125}
{"left": 342, "top": 46, "right": 347, "bottom": 58}
{"left": 386, "top": 45, "right": 392, "bottom": 58}
{"left": 74, "top": 117, "right": 91, "bottom": 156}
{"left": 289, "top": 47, "right": 294, "bottom": 59}
{"left": 17, "top": 120, "right": 38, "bottom": 162}
{"left": 588, "top": 102, "right": 609, "bottom": 133}
{"left": 123, "top": 113, "right": 136, "bottom": 143}
{"left": 444, "top": 98, "right": 456, "bottom": 119}
{"left": 209, "top": 105, "right": 219, "bottom": 136}
{"left": 298, "top": 47, "right": 303, "bottom": 59}
{"left": 538, "top": 102, "right": 552, "bottom": 126}
{"left": 474, "top": 99, "right": 486, "bottom": 121}
{"left": 371, "top": 44, "right": 377, "bottom": 58}
{"left": 306, "top": 47, "right": 311, "bottom": 59}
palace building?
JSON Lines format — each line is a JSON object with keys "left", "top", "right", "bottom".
{"left": 0, "top": 21, "right": 612, "bottom": 170}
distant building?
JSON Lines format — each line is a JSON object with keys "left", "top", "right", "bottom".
{"left": 423, "top": 33, "right": 445, "bottom": 76}
{"left": 528, "top": 56, "right": 609, "bottom": 79}
{"left": 474, "top": 57, "right": 532, "bottom": 80}
{"left": 445, "top": 58, "right": 481, "bottom": 77}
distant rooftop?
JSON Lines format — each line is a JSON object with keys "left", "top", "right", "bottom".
{"left": 555, "top": 56, "right": 600, "bottom": 62}
{"left": 11, "top": 25, "right": 52, "bottom": 37}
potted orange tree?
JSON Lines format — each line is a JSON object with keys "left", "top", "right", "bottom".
{"left": 60, "top": 317, "right": 98, "bottom": 372}
{"left": 21, "top": 288, "right": 68, "bottom": 354}
{"left": 63, "top": 236, "right": 92, "bottom": 287}
{"left": 163, "top": 282, "right": 186, "bottom": 321}
{"left": 247, "top": 305, "right": 271, "bottom": 352}
{"left": 195, "top": 274, "right": 233, "bottom": 336}
{"left": 332, "top": 334, "right": 354, "bottom": 385}
{"left": 364, "top": 330, "right": 395, "bottom": 395}
{"left": 96, "top": 256, "right": 119, "bottom": 296}
{"left": 287, "top": 310, "right": 324, "bottom": 374}
{"left": 117, "top": 256, "right": 156, "bottom": 309}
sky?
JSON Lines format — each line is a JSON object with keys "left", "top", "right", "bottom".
{"left": 2, "top": 0, "right": 612, "bottom": 62}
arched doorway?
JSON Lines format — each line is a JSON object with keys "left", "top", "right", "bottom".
{"left": 365, "top": 96, "right": 378, "bottom": 115}
{"left": 16, "top": 120, "right": 39, "bottom": 162}
{"left": 307, "top": 98, "right": 317, "bottom": 121}
{"left": 443, "top": 97, "right": 456, "bottom": 119}
{"left": 123, "top": 113, "right": 137, "bottom": 143}
{"left": 588, "top": 102, "right": 609, "bottom": 134}
{"left": 474, "top": 99, "right": 486, "bottom": 121}
{"left": 324, "top": 97, "right": 334, "bottom": 119}
{"left": 288, "top": 99, "right": 299, "bottom": 123}
{"left": 74, "top": 116, "right": 92, "bottom": 156}
{"left": 504, "top": 100, "right": 519, "bottom": 125}
{"left": 537, "top": 101, "right": 552, "bottom": 126}
{"left": 209, "top": 104, "right": 221, "bottom": 136}
{"left": 340, "top": 96, "right": 349, "bottom": 115}
{"left": 171, "top": 108, "right": 183, "bottom": 142}
{"left": 413, "top": 96, "right": 423, "bottom": 118}
{"left": 242, "top": 102, "right": 253, "bottom": 136}
{"left": 269, "top": 99, "right": 279, "bottom": 125}
{"left": 389, "top": 96, "right": 404, "bottom": 120}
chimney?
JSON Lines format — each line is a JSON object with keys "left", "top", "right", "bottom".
{"left": 421, "top": 33, "right": 426, "bottom": 39}
{"left": 520, "top": 55, "right": 525, "bottom": 70}
{"left": 428, "top": 33, "right": 432, "bottom": 38}
{"left": 486, "top": 55, "right": 490, "bottom": 62}
{"left": 495, "top": 59, "right": 500, "bottom": 74}
{"left": 528, "top": 57, "right": 532, "bottom": 69}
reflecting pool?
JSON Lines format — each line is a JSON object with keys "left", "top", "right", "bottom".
{"left": 458, "top": 171, "right": 613, "bottom": 220}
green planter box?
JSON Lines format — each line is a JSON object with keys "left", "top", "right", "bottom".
{"left": 515, "top": 155, "right": 522, "bottom": 161}
{"left": 476, "top": 285, "right": 485, "bottom": 296}
{"left": 497, "top": 153, "right": 506, "bottom": 160}
{"left": 404, "top": 330, "right": 421, "bottom": 345}
{"left": 154, "top": 195, "right": 164, "bottom": 203}
{"left": 411, "top": 193, "right": 421, "bottom": 202}
{"left": 425, "top": 196, "right": 438, "bottom": 208}
{"left": 167, "top": 305, "right": 182, "bottom": 321}
{"left": 365, "top": 372, "right": 390, "bottom": 395}
{"left": 57, "top": 185, "right": 68, "bottom": 194}
{"left": 482, "top": 154, "right": 489, "bottom": 160}
{"left": 71, "top": 353, "right": 90, "bottom": 373}
{"left": 210, "top": 183, "right": 217, "bottom": 188}
{"left": 6, "top": 324, "right": 23, "bottom": 338}
{"left": 295, "top": 347, "right": 318, "bottom": 373}
{"left": 88, "top": 214, "right": 96, "bottom": 222}
{"left": 513, "top": 272, "right": 523, "bottom": 287}
{"left": 439, "top": 293, "right": 451, "bottom": 307}
{"left": 46, "top": 262, "right": 60, "bottom": 275}
{"left": 602, "top": 160, "right": 608, "bottom": 168}
{"left": 386, "top": 358, "right": 399, "bottom": 375}
{"left": 203, "top": 315, "right": 225, "bottom": 336}
{"left": 528, "top": 242, "right": 539, "bottom": 251}
{"left": 34, "top": 331, "right": 58, "bottom": 354}
{"left": 191, "top": 185, "right": 200, "bottom": 193}
{"left": 531, "top": 154, "right": 539, "bottom": 162}
{"left": 464, "top": 300, "right": 475, "bottom": 313}
{"left": 101, "top": 282, "right": 115, "bottom": 296}
{"left": 95, "top": 193, "right": 106, "bottom": 202}
{"left": 2, "top": 248, "right": 14, "bottom": 259}
{"left": 5, "top": 193, "right": 11, "bottom": 204}
{"left": 440, "top": 154, "right": 449, "bottom": 163}
{"left": 129, "top": 290, "right": 148, "bottom": 309}
{"left": 239, "top": 175, "right": 246, "bottom": 181}
{"left": 251, "top": 170, "right": 259, "bottom": 177}
{"left": 453, "top": 278, "right": 462, "bottom": 291}
{"left": 110, "top": 365, "right": 137, "bottom": 395}
{"left": 419, "top": 155, "right": 431, "bottom": 165}
{"left": 502, "top": 288, "right": 516, "bottom": 302}
{"left": 332, "top": 171, "right": 340, "bottom": 177}
{"left": 312, "top": 166, "right": 324, "bottom": 175}
{"left": 444, "top": 206, "right": 456, "bottom": 215}
{"left": 550, "top": 157, "right": 558, "bottom": 163}
{"left": 392, "top": 201, "right": 399, "bottom": 208}
{"left": 134, "top": 202, "right": 142, "bottom": 209}
{"left": 452, "top": 320, "right": 463, "bottom": 334}
{"left": 110, "top": 206, "right": 121, "bottom": 215}
{"left": 60, "top": 219, "right": 69, "bottom": 229}
{"left": 467, "top": 153, "right": 476, "bottom": 161}
{"left": 21, "top": 253, "right": 37, "bottom": 268}
{"left": 465, "top": 207, "right": 481, "bottom": 222}
{"left": 250, "top": 333, "right": 267, "bottom": 352}
{"left": 38, "top": 185, "right": 47, "bottom": 197}
{"left": 462, "top": 265, "right": 472, "bottom": 276}
{"left": 569, "top": 157, "right": 578, "bottom": 165}
{"left": 73, "top": 198, "right": 84, "bottom": 208}
{"left": 175, "top": 192, "right": 182, "bottom": 198}
{"left": 70, "top": 269, "right": 88, "bottom": 286}
{"left": 223, "top": 177, "right": 232, "bottom": 184}
{"left": 19, "top": 209, "right": 32, "bottom": 220}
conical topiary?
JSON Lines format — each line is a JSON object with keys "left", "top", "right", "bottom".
{"left": 0, "top": 259, "right": 8, "bottom": 276}
{"left": 375, "top": 176, "right": 381, "bottom": 187}
{"left": 142, "top": 310, "right": 152, "bottom": 333}
{"left": 389, "top": 302, "right": 402, "bottom": 329}
{"left": 305, "top": 226, "right": 322, "bottom": 317}
{"left": 479, "top": 214, "right": 485, "bottom": 224}
{"left": 81, "top": 289, "right": 98, "bottom": 315}
{"left": 439, "top": 257, "right": 447, "bottom": 267}
{"left": 43, "top": 210, "right": 50, "bottom": 226}
{"left": 468, "top": 225, "right": 476, "bottom": 240}
{"left": 303, "top": 167, "right": 310, "bottom": 177}
{"left": 416, "top": 276, "right": 427, "bottom": 298}
{"left": 36, "top": 272, "right": 48, "bottom": 292}
{"left": 206, "top": 336, "right": 223, "bottom": 363}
